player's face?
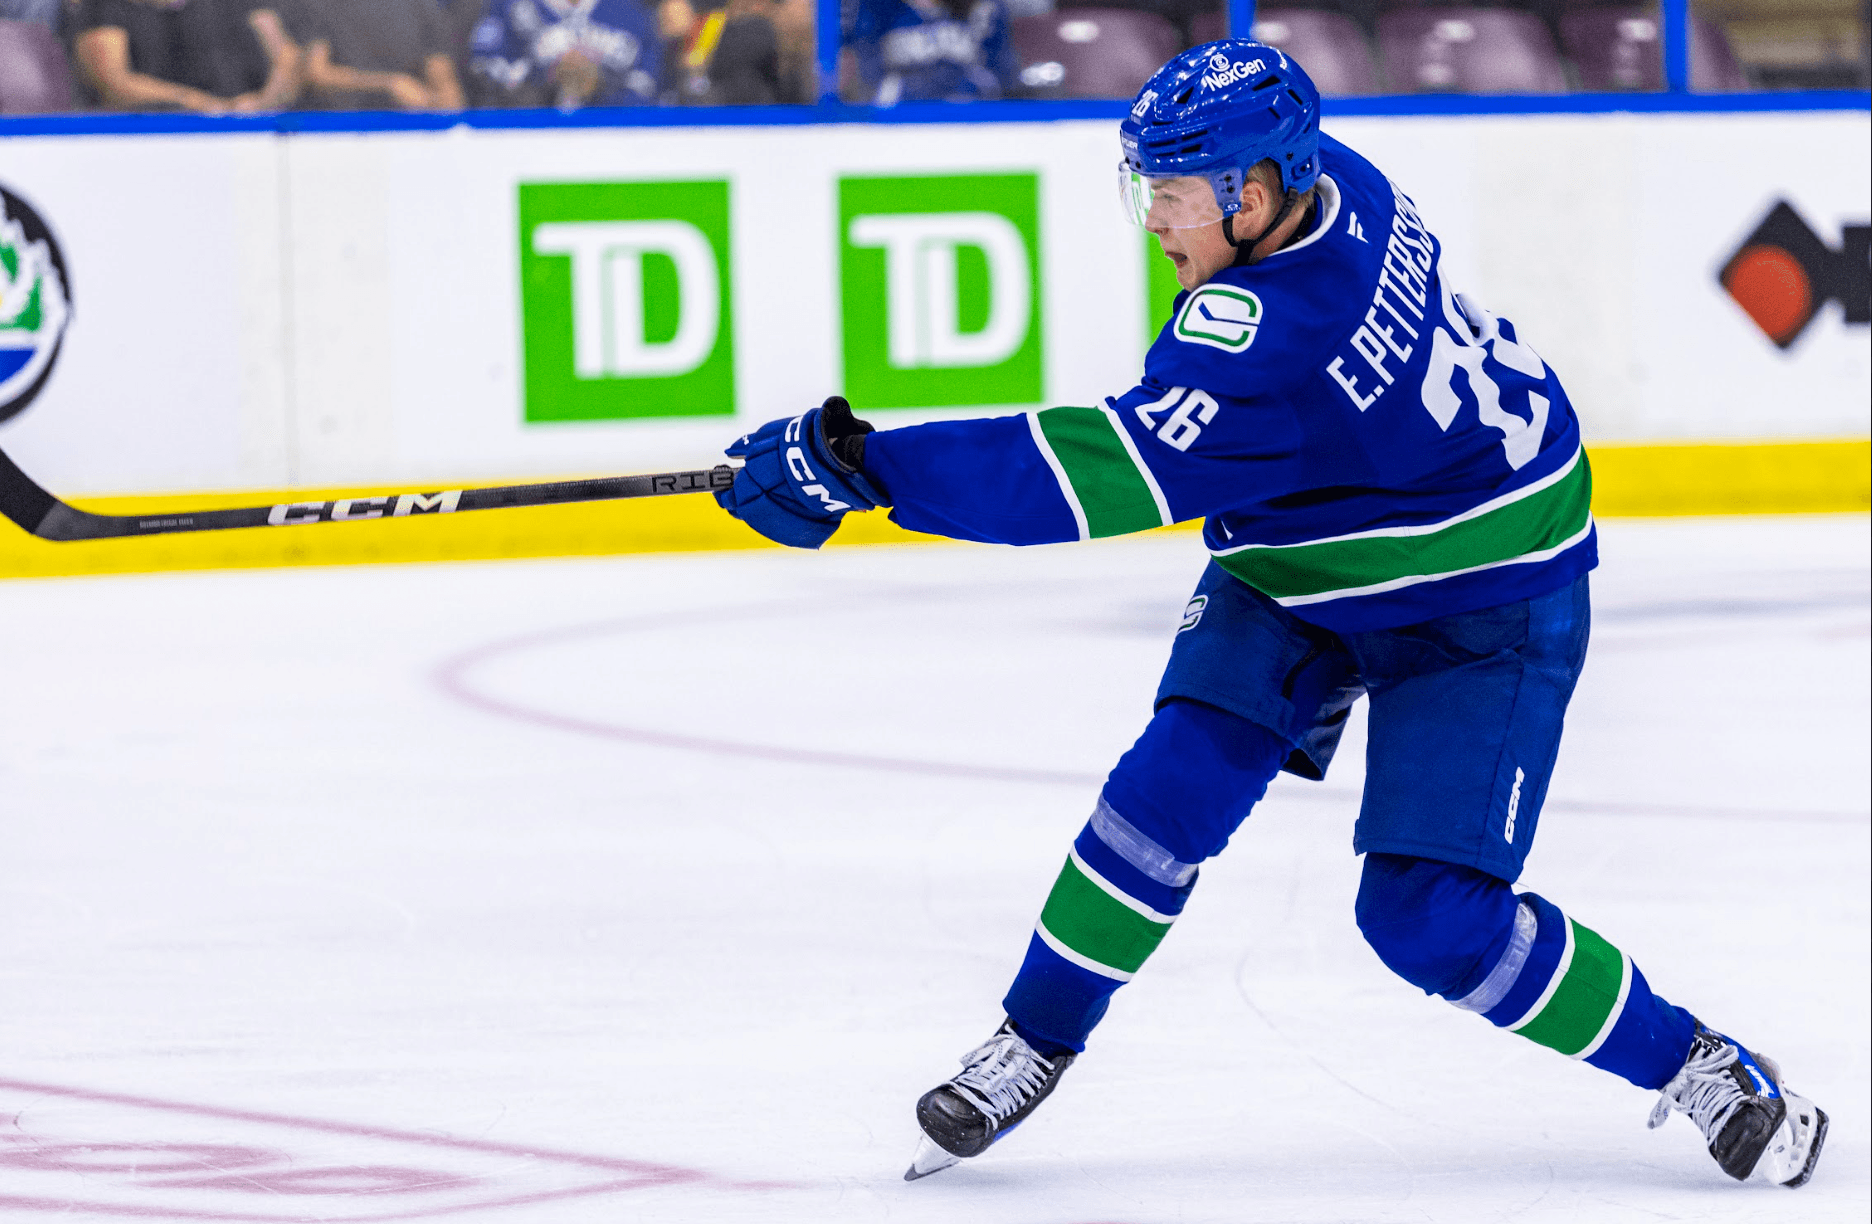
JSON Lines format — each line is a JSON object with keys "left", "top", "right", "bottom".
{"left": 1151, "top": 213, "right": 1236, "bottom": 290}
{"left": 1123, "top": 173, "right": 1236, "bottom": 289}
{"left": 1120, "top": 172, "right": 1227, "bottom": 232}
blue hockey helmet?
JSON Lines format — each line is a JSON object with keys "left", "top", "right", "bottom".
{"left": 1118, "top": 40, "right": 1321, "bottom": 232}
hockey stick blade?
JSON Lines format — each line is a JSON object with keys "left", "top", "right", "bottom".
{"left": 0, "top": 444, "right": 737, "bottom": 543}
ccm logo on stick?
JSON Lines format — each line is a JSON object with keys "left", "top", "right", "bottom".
{"left": 266, "top": 491, "right": 463, "bottom": 526}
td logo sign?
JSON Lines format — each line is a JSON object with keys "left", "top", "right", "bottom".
{"left": 517, "top": 181, "right": 733, "bottom": 422}
{"left": 839, "top": 174, "right": 1042, "bottom": 409}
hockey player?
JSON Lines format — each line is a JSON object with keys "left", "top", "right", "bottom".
{"left": 713, "top": 41, "right": 1829, "bottom": 1190}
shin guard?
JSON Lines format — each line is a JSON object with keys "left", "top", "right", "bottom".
{"left": 1459, "top": 892, "right": 1695, "bottom": 1090}
{"left": 1004, "top": 701, "right": 1288, "bottom": 1053}
{"left": 1003, "top": 802, "right": 1196, "bottom": 1053}
{"left": 1358, "top": 853, "right": 1695, "bottom": 1091}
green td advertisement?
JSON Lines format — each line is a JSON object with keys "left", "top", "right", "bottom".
{"left": 839, "top": 173, "right": 1043, "bottom": 410}
{"left": 1143, "top": 231, "right": 1183, "bottom": 349}
{"left": 517, "top": 180, "right": 733, "bottom": 422}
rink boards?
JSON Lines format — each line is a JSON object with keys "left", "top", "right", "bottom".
{"left": 0, "top": 108, "right": 1865, "bottom": 576}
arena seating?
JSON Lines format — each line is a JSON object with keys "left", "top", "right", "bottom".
{"left": 1189, "top": 9, "right": 1228, "bottom": 43}
{"left": 1376, "top": 6, "right": 1569, "bottom": 91}
{"left": 0, "top": 2, "right": 1824, "bottom": 113}
{"left": 0, "top": 18, "right": 72, "bottom": 114}
{"left": 1013, "top": 8, "right": 1185, "bottom": 97}
{"left": 1241, "top": 8, "right": 1383, "bottom": 94}
{"left": 1559, "top": 6, "right": 1751, "bottom": 90}
{"left": 1684, "top": 11, "right": 1752, "bottom": 89}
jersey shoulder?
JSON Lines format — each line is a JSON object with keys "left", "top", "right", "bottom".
{"left": 1144, "top": 145, "right": 1405, "bottom": 397}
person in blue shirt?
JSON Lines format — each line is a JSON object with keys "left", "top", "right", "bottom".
{"left": 716, "top": 41, "right": 1830, "bottom": 1191}
{"left": 469, "top": 0, "right": 659, "bottom": 107}
{"left": 847, "top": 0, "right": 1018, "bottom": 104}
{"left": 0, "top": 0, "right": 59, "bottom": 30}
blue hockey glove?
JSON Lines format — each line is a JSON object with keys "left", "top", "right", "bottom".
{"left": 716, "top": 397, "right": 889, "bottom": 549}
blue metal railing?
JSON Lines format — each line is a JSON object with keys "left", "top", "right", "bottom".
{"left": 1228, "top": 0, "right": 1260, "bottom": 43}
{"left": 0, "top": 90, "right": 1863, "bottom": 140}
{"left": 817, "top": 0, "right": 842, "bottom": 104}
{"left": 2, "top": 0, "right": 1864, "bottom": 137}
{"left": 1663, "top": 0, "right": 1691, "bottom": 90}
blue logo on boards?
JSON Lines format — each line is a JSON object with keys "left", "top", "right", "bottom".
{"left": 0, "top": 184, "right": 73, "bottom": 425}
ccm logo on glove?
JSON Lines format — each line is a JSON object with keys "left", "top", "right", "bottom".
{"left": 781, "top": 415, "right": 855, "bottom": 514}
{"left": 716, "top": 397, "right": 887, "bottom": 549}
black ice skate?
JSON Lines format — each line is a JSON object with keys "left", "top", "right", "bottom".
{"left": 1648, "top": 1022, "right": 1828, "bottom": 1187}
{"left": 904, "top": 1020, "right": 1076, "bottom": 1180}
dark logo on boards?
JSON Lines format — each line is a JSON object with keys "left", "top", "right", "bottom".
{"left": 1719, "top": 201, "right": 1869, "bottom": 349}
{"left": 0, "top": 185, "right": 73, "bottom": 425}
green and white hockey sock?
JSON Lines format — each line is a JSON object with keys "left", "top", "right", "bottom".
{"left": 1456, "top": 892, "right": 1697, "bottom": 1089}
{"left": 1001, "top": 799, "right": 1199, "bottom": 1053}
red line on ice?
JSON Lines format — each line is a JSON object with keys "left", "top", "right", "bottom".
{"left": 0, "top": 1181, "right": 712, "bottom": 1224}
{"left": 433, "top": 602, "right": 1868, "bottom": 823}
{"left": 0, "top": 1077, "right": 798, "bottom": 1222}
{"left": 432, "top": 600, "right": 1104, "bottom": 788}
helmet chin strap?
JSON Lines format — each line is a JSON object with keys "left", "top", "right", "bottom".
{"left": 1224, "top": 187, "right": 1304, "bottom": 265}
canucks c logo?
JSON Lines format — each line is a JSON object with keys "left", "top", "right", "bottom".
{"left": 0, "top": 185, "right": 73, "bottom": 426}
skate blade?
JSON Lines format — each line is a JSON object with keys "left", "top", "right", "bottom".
{"left": 1749, "top": 1088, "right": 1828, "bottom": 1188}
{"left": 1776, "top": 1100, "right": 1829, "bottom": 1189}
{"left": 904, "top": 1135, "right": 961, "bottom": 1181}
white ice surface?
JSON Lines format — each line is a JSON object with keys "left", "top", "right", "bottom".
{"left": 0, "top": 516, "right": 1866, "bottom": 1223}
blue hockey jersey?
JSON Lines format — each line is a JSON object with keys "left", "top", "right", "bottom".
{"left": 849, "top": 0, "right": 1019, "bottom": 105}
{"left": 862, "top": 132, "right": 1596, "bottom": 635}
{"left": 470, "top": 0, "right": 660, "bottom": 106}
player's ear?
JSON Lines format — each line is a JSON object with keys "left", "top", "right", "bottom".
{"left": 1241, "top": 176, "right": 1270, "bottom": 219}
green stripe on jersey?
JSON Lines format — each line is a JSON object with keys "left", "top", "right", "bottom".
{"left": 1033, "top": 407, "right": 1165, "bottom": 539}
{"left": 1036, "top": 853, "right": 1174, "bottom": 978}
{"left": 1214, "top": 447, "right": 1593, "bottom": 603}
{"left": 1513, "top": 917, "right": 1627, "bottom": 1057}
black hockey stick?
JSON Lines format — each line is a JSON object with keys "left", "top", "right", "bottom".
{"left": 0, "top": 444, "right": 737, "bottom": 543}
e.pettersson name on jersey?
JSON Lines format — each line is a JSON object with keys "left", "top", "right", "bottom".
{"left": 1325, "top": 183, "right": 1436, "bottom": 412}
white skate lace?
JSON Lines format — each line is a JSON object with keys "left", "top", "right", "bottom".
{"left": 1648, "top": 1037, "right": 1749, "bottom": 1138}
{"left": 950, "top": 1031, "right": 1054, "bottom": 1123}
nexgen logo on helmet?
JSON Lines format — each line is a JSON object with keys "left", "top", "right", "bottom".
{"left": 1199, "top": 52, "right": 1266, "bottom": 90}
{"left": 1116, "top": 39, "right": 1322, "bottom": 240}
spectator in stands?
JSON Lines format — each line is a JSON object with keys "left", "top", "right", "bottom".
{"left": 658, "top": 0, "right": 810, "bottom": 103}
{"left": 468, "top": 0, "right": 660, "bottom": 108}
{"left": 768, "top": 0, "right": 815, "bottom": 95}
{"left": 848, "top": 0, "right": 1018, "bottom": 105}
{"left": 432, "top": 0, "right": 490, "bottom": 68}
{"left": 72, "top": 0, "right": 302, "bottom": 113}
{"left": 0, "top": 0, "right": 61, "bottom": 30}
{"left": 298, "top": 0, "right": 465, "bottom": 110}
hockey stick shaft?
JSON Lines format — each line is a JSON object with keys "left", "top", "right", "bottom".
{"left": 0, "top": 445, "right": 736, "bottom": 543}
